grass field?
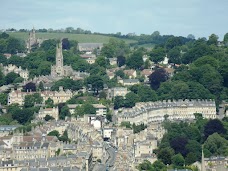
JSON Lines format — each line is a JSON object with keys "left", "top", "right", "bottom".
{"left": 7, "top": 32, "right": 137, "bottom": 44}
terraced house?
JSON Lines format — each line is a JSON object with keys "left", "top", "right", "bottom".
{"left": 117, "top": 99, "right": 217, "bottom": 125}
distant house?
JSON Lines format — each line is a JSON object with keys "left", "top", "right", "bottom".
{"left": 37, "top": 107, "right": 59, "bottom": 121}
{"left": 85, "top": 57, "right": 96, "bottom": 64}
{"left": 78, "top": 43, "right": 103, "bottom": 52}
{"left": 107, "top": 87, "right": 128, "bottom": 99}
{"left": 92, "top": 104, "right": 107, "bottom": 116}
{"left": 141, "top": 69, "right": 153, "bottom": 82}
{"left": 118, "top": 79, "right": 140, "bottom": 86}
{"left": 124, "top": 69, "right": 137, "bottom": 78}
{"left": 109, "top": 58, "right": 117, "bottom": 66}
{"left": 80, "top": 54, "right": 96, "bottom": 59}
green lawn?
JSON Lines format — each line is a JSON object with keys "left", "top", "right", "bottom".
{"left": 7, "top": 32, "right": 137, "bottom": 44}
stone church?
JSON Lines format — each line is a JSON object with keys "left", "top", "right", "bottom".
{"left": 26, "top": 27, "right": 44, "bottom": 53}
{"left": 51, "top": 41, "right": 74, "bottom": 77}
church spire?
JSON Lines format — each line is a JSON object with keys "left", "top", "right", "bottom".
{"left": 201, "top": 145, "right": 206, "bottom": 171}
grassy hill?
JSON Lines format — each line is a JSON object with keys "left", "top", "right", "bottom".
{"left": 7, "top": 32, "right": 137, "bottom": 44}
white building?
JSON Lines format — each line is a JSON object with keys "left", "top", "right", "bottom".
{"left": 117, "top": 99, "right": 217, "bottom": 125}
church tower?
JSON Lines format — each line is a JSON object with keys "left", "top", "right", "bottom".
{"left": 55, "top": 41, "right": 64, "bottom": 76}
{"left": 201, "top": 145, "right": 206, "bottom": 171}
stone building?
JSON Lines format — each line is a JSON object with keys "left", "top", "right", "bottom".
{"left": 107, "top": 87, "right": 128, "bottom": 100}
{"left": 117, "top": 99, "right": 217, "bottom": 125}
{"left": 51, "top": 42, "right": 74, "bottom": 77}
{"left": 7, "top": 87, "right": 74, "bottom": 106}
{"left": 1, "top": 64, "right": 29, "bottom": 80}
{"left": 26, "top": 27, "right": 44, "bottom": 53}
{"left": 37, "top": 107, "right": 59, "bottom": 121}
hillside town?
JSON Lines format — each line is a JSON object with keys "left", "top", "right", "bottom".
{"left": 0, "top": 1, "right": 228, "bottom": 166}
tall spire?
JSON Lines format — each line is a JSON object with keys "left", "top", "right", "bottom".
{"left": 201, "top": 145, "right": 206, "bottom": 171}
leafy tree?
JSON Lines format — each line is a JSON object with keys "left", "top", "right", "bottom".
{"left": 0, "top": 93, "right": 8, "bottom": 105}
{"left": 165, "top": 36, "right": 183, "bottom": 50}
{"left": 149, "top": 47, "right": 165, "bottom": 63}
{"left": 207, "top": 34, "right": 218, "bottom": 45}
{"left": 204, "top": 119, "right": 226, "bottom": 139}
{"left": 120, "top": 121, "right": 132, "bottom": 129}
{"left": 126, "top": 48, "right": 144, "bottom": 69}
{"left": 167, "top": 47, "right": 181, "bottom": 64}
{"left": 115, "top": 70, "right": 125, "bottom": 78}
{"left": 224, "top": 33, "right": 228, "bottom": 46}
{"left": 23, "top": 82, "right": 36, "bottom": 92}
{"left": 11, "top": 108, "right": 34, "bottom": 124}
{"left": 44, "top": 114, "right": 55, "bottom": 121}
{"left": 185, "top": 152, "right": 198, "bottom": 165}
{"left": 171, "top": 153, "right": 185, "bottom": 167}
{"left": 99, "top": 91, "right": 107, "bottom": 99}
{"left": 149, "top": 68, "right": 168, "bottom": 90}
{"left": 193, "top": 56, "right": 218, "bottom": 69}
{"left": 170, "top": 136, "right": 188, "bottom": 157}
{"left": 24, "top": 93, "right": 43, "bottom": 108}
{"left": 117, "top": 55, "right": 126, "bottom": 67}
{"left": 95, "top": 56, "right": 109, "bottom": 68}
{"left": 157, "top": 147, "right": 174, "bottom": 165}
{"left": 38, "top": 82, "right": 45, "bottom": 91}
{"left": 62, "top": 38, "right": 70, "bottom": 50}
{"left": 51, "top": 78, "right": 83, "bottom": 91}
{"left": 114, "top": 96, "right": 125, "bottom": 109}
{"left": 204, "top": 133, "right": 228, "bottom": 156}
{"left": 45, "top": 98, "right": 54, "bottom": 108}
{"left": 101, "top": 38, "right": 129, "bottom": 58}
{"left": 124, "top": 92, "right": 139, "bottom": 108}
{"left": 137, "top": 85, "right": 158, "bottom": 102}
{"left": 86, "top": 75, "right": 104, "bottom": 95}
{"left": 48, "top": 130, "right": 60, "bottom": 137}
{"left": 13, "top": 77, "right": 24, "bottom": 83}
{"left": 40, "top": 39, "right": 57, "bottom": 51}
{"left": 75, "top": 103, "right": 96, "bottom": 116}
{"left": 5, "top": 72, "right": 19, "bottom": 84}
{"left": 187, "top": 34, "right": 195, "bottom": 40}
{"left": 59, "top": 105, "right": 71, "bottom": 120}
{"left": 58, "top": 130, "right": 70, "bottom": 142}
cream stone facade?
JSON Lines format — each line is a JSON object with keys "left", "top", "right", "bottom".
{"left": 92, "top": 104, "right": 107, "bottom": 116}
{"left": 37, "top": 107, "right": 59, "bottom": 121}
{"left": 117, "top": 99, "right": 217, "bottom": 125}
{"left": 26, "top": 27, "right": 44, "bottom": 53}
{"left": 134, "top": 139, "right": 157, "bottom": 158}
{"left": 51, "top": 42, "right": 74, "bottom": 77}
{"left": 7, "top": 87, "right": 73, "bottom": 106}
{"left": 1, "top": 64, "right": 29, "bottom": 80}
{"left": 107, "top": 87, "right": 128, "bottom": 99}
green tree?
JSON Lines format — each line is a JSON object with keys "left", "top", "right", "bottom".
{"left": 204, "top": 119, "right": 226, "bottom": 139}
{"left": 0, "top": 93, "right": 8, "bottom": 105}
{"left": 38, "top": 81, "right": 45, "bottom": 91}
{"left": 5, "top": 72, "right": 19, "bottom": 84}
{"left": 168, "top": 47, "right": 181, "bottom": 64}
{"left": 47, "top": 130, "right": 60, "bottom": 137}
{"left": 207, "top": 34, "right": 218, "bottom": 45}
{"left": 45, "top": 98, "right": 54, "bottom": 108}
{"left": 114, "top": 96, "right": 125, "bottom": 109}
{"left": 124, "top": 92, "right": 139, "bottom": 108}
{"left": 95, "top": 56, "right": 109, "bottom": 68}
{"left": 157, "top": 147, "right": 174, "bottom": 165}
{"left": 149, "top": 68, "right": 168, "bottom": 90}
{"left": 24, "top": 93, "right": 43, "bottom": 108}
{"left": 86, "top": 75, "right": 104, "bottom": 95}
{"left": 126, "top": 49, "right": 144, "bottom": 69}
{"left": 224, "top": 33, "right": 228, "bottom": 46}
{"left": 204, "top": 133, "right": 228, "bottom": 156}
{"left": 44, "top": 114, "right": 55, "bottom": 121}
{"left": 171, "top": 153, "right": 185, "bottom": 167}
{"left": 59, "top": 105, "right": 71, "bottom": 120}
{"left": 149, "top": 47, "right": 165, "bottom": 63}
